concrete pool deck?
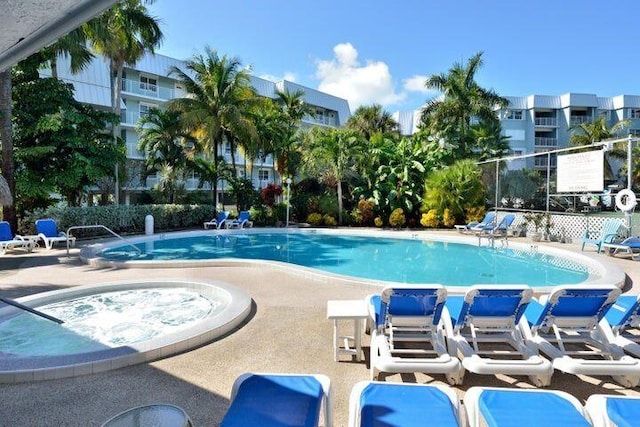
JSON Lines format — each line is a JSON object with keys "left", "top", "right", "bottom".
{"left": 0, "top": 229, "right": 639, "bottom": 426}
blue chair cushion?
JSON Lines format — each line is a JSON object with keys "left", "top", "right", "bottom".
{"left": 605, "top": 295, "right": 640, "bottom": 328}
{"left": 0, "top": 222, "right": 13, "bottom": 241}
{"left": 35, "top": 219, "right": 59, "bottom": 238}
{"left": 606, "top": 397, "right": 640, "bottom": 427}
{"left": 359, "top": 383, "right": 458, "bottom": 427}
{"left": 478, "top": 389, "right": 590, "bottom": 427}
{"left": 221, "top": 375, "right": 323, "bottom": 427}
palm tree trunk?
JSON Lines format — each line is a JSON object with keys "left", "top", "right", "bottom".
{"left": 337, "top": 179, "right": 343, "bottom": 224}
{"left": 111, "top": 61, "right": 124, "bottom": 204}
{"left": 0, "top": 69, "right": 16, "bottom": 227}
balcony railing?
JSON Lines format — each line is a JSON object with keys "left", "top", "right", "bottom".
{"left": 121, "top": 78, "right": 174, "bottom": 100}
{"left": 534, "top": 137, "right": 557, "bottom": 147}
{"left": 302, "top": 114, "right": 338, "bottom": 127}
{"left": 121, "top": 111, "right": 141, "bottom": 126}
{"left": 126, "top": 143, "right": 144, "bottom": 159}
{"left": 534, "top": 117, "right": 557, "bottom": 126}
{"left": 570, "top": 116, "right": 591, "bottom": 126}
{"left": 142, "top": 176, "right": 272, "bottom": 191}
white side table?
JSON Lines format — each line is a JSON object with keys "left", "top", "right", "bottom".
{"left": 326, "top": 299, "right": 369, "bottom": 362}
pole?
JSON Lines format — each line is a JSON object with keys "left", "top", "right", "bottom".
{"left": 546, "top": 152, "right": 551, "bottom": 212}
{"left": 285, "top": 178, "right": 292, "bottom": 228}
{"left": 626, "top": 134, "right": 634, "bottom": 235}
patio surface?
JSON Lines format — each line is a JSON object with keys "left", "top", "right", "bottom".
{"left": 0, "top": 229, "right": 639, "bottom": 426}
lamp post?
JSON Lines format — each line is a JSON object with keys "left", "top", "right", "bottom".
{"left": 285, "top": 178, "right": 292, "bottom": 228}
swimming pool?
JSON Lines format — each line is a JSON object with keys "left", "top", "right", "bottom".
{"left": 84, "top": 229, "right": 618, "bottom": 288}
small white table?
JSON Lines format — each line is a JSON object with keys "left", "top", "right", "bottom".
{"left": 101, "top": 404, "right": 193, "bottom": 427}
{"left": 326, "top": 299, "right": 369, "bottom": 362}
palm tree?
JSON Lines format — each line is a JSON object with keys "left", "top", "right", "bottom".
{"left": 84, "top": 0, "right": 163, "bottom": 203}
{"left": 569, "top": 116, "right": 631, "bottom": 179}
{"left": 269, "top": 88, "right": 315, "bottom": 178}
{"left": 167, "top": 47, "right": 259, "bottom": 206}
{"left": 470, "top": 120, "right": 511, "bottom": 161}
{"left": 420, "top": 52, "right": 508, "bottom": 158}
{"left": 301, "top": 127, "right": 364, "bottom": 224}
{"left": 345, "top": 104, "right": 400, "bottom": 139}
{"left": 136, "top": 107, "right": 193, "bottom": 174}
{"left": 40, "top": 28, "right": 95, "bottom": 78}
{"left": 189, "top": 157, "right": 234, "bottom": 206}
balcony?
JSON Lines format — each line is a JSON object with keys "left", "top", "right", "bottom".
{"left": 126, "top": 143, "right": 144, "bottom": 159}
{"left": 534, "top": 117, "right": 557, "bottom": 126}
{"left": 570, "top": 116, "right": 591, "bottom": 126}
{"left": 534, "top": 137, "right": 558, "bottom": 147}
{"left": 121, "top": 78, "right": 174, "bottom": 101}
{"left": 121, "top": 111, "right": 142, "bottom": 127}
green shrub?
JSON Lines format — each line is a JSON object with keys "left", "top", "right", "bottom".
{"left": 323, "top": 214, "right": 337, "bottom": 226}
{"left": 389, "top": 208, "right": 406, "bottom": 229}
{"left": 465, "top": 206, "right": 486, "bottom": 223}
{"left": 356, "top": 199, "right": 375, "bottom": 225}
{"left": 374, "top": 216, "right": 383, "bottom": 227}
{"left": 307, "top": 213, "right": 323, "bottom": 226}
{"left": 19, "top": 204, "right": 213, "bottom": 236}
{"left": 442, "top": 208, "right": 456, "bottom": 228}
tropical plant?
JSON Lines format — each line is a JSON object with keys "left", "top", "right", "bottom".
{"left": 388, "top": 208, "right": 406, "bottom": 229}
{"left": 419, "top": 52, "right": 508, "bottom": 159}
{"left": 345, "top": 103, "right": 400, "bottom": 139}
{"left": 422, "top": 159, "right": 485, "bottom": 224}
{"left": 0, "top": 69, "right": 14, "bottom": 224}
{"left": 167, "top": 47, "right": 259, "bottom": 205}
{"left": 137, "top": 108, "right": 194, "bottom": 175}
{"left": 227, "top": 176, "right": 259, "bottom": 211}
{"left": 301, "top": 127, "right": 364, "bottom": 224}
{"left": 189, "top": 157, "right": 233, "bottom": 206}
{"left": 260, "top": 183, "right": 282, "bottom": 207}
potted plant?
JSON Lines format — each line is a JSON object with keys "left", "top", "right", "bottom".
{"left": 523, "top": 212, "right": 544, "bottom": 242}
{"left": 542, "top": 213, "right": 555, "bottom": 241}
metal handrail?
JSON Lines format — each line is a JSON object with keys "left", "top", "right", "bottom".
{"left": 0, "top": 297, "right": 64, "bottom": 324}
{"left": 66, "top": 225, "right": 142, "bottom": 256}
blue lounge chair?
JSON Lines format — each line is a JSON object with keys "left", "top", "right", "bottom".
{"left": 220, "top": 373, "right": 332, "bottom": 427}
{"left": 454, "top": 211, "right": 496, "bottom": 234}
{"left": 464, "top": 387, "right": 591, "bottom": 427}
{"left": 348, "top": 381, "right": 462, "bottom": 427}
{"left": 520, "top": 284, "right": 640, "bottom": 387}
{"left": 585, "top": 394, "right": 640, "bottom": 427}
{"left": 228, "top": 210, "right": 253, "bottom": 229}
{"left": 476, "top": 214, "right": 515, "bottom": 246}
{"left": 581, "top": 219, "right": 624, "bottom": 253}
{"left": 443, "top": 284, "right": 553, "bottom": 386}
{"left": 601, "top": 236, "right": 640, "bottom": 260}
{"left": 0, "top": 221, "right": 36, "bottom": 254}
{"left": 35, "top": 218, "right": 75, "bottom": 249}
{"left": 203, "top": 211, "right": 230, "bottom": 229}
{"left": 368, "top": 285, "right": 463, "bottom": 384}
{"left": 602, "top": 293, "right": 640, "bottom": 358}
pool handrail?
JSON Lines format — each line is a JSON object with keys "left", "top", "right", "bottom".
{"left": 66, "top": 225, "right": 142, "bottom": 257}
{"left": 0, "top": 296, "right": 64, "bottom": 324}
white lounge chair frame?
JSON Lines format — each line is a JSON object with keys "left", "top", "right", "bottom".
{"left": 35, "top": 219, "right": 76, "bottom": 250}
{"left": 369, "top": 285, "right": 463, "bottom": 384}
{"left": 204, "top": 211, "right": 230, "bottom": 229}
{"left": 600, "top": 294, "right": 640, "bottom": 358}
{"left": 228, "top": 211, "right": 253, "bottom": 229}
{"left": 0, "top": 236, "right": 36, "bottom": 255}
{"left": 443, "top": 284, "right": 553, "bottom": 387}
{"left": 348, "top": 381, "right": 462, "bottom": 427}
{"left": 225, "top": 372, "right": 332, "bottom": 427}
{"left": 464, "top": 386, "right": 591, "bottom": 427}
{"left": 520, "top": 285, "right": 640, "bottom": 387}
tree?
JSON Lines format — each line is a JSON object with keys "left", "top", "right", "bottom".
{"left": 470, "top": 119, "right": 511, "bottom": 161}
{"left": 189, "top": 156, "right": 234, "bottom": 206}
{"left": 420, "top": 52, "right": 508, "bottom": 159}
{"left": 168, "top": 47, "right": 259, "bottom": 205}
{"left": 569, "top": 116, "right": 631, "bottom": 180}
{"left": 0, "top": 69, "right": 15, "bottom": 225}
{"left": 137, "top": 108, "right": 193, "bottom": 174}
{"left": 84, "top": 0, "right": 163, "bottom": 203}
{"left": 271, "top": 88, "right": 315, "bottom": 177}
{"left": 12, "top": 72, "right": 124, "bottom": 209}
{"left": 301, "top": 127, "right": 364, "bottom": 224}
{"left": 345, "top": 103, "right": 400, "bottom": 140}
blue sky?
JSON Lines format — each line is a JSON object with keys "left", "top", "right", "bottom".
{"left": 149, "top": 0, "right": 640, "bottom": 114}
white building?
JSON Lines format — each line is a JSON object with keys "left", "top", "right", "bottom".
{"left": 394, "top": 93, "right": 640, "bottom": 171}
{"left": 49, "top": 52, "right": 351, "bottom": 205}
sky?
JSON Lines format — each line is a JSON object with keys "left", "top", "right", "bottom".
{"left": 148, "top": 0, "right": 640, "bottom": 114}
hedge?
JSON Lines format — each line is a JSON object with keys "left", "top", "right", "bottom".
{"left": 19, "top": 204, "right": 215, "bottom": 237}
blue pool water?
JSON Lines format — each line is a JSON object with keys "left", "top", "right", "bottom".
{"left": 99, "top": 232, "right": 592, "bottom": 287}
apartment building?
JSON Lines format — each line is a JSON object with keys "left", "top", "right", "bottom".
{"left": 49, "top": 52, "right": 351, "bottom": 205}
{"left": 395, "top": 93, "right": 640, "bottom": 171}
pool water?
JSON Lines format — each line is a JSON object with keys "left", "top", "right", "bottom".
{"left": 100, "top": 233, "right": 591, "bottom": 287}
{"left": 0, "top": 288, "right": 217, "bottom": 356}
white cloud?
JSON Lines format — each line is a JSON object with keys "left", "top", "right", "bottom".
{"left": 403, "top": 75, "right": 435, "bottom": 94}
{"left": 314, "top": 43, "right": 404, "bottom": 109}
{"left": 259, "top": 72, "right": 297, "bottom": 83}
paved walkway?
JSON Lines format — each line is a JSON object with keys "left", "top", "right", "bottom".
{"left": 0, "top": 230, "right": 639, "bottom": 426}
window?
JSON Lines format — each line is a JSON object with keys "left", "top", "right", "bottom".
{"left": 139, "top": 103, "right": 156, "bottom": 118}
{"left": 630, "top": 109, "right": 640, "bottom": 119}
{"left": 225, "top": 141, "right": 232, "bottom": 154}
{"left": 598, "top": 110, "right": 610, "bottom": 120}
{"left": 504, "top": 129, "right": 525, "bottom": 140}
{"left": 237, "top": 169, "right": 246, "bottom": 178}
{"left": 506, "top": 110, "right": 523, "bottom": 120}
{"left": 140, "top": 75, "right": 157, "bottom": 93}
{"left": 258, "top": 170, "right": 269, "bottom": 181}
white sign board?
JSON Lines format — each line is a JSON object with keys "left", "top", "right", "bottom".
{"left": 557, "top": 150, "right": 604, "bottom": 192}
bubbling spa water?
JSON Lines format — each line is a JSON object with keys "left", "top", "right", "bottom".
{"left": 0, "top": 288, "right": 216, "bottom": 357}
